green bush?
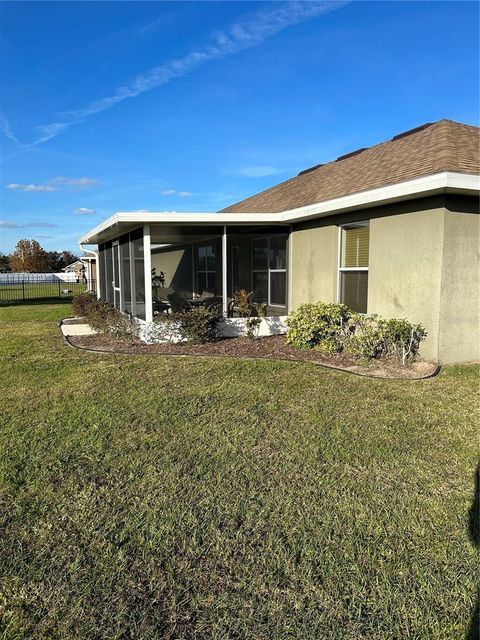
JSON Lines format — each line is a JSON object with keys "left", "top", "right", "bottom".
{"left": 285, "top": 302, "right": 352, "bottom": 349}
{"left": 344, "top": 316, "right": 427, "bottom": 363}
{"left": 285, "top": 301, "right": 427, "bottom": 364}
{"left": 72, "top": 292, "right": 134, "bottom": 338}
{"left": 154, "top": 306, "right": 221, "bottom": 344}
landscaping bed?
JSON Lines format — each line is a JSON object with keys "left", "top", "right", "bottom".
{"left": 67, "top": 332, "right": 438, "bottom": 379}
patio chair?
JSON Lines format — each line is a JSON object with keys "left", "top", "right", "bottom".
{"left": 153, "top": 300, "right": 170, "bottom": 315}
{"left": 167, "top": 292, "right": 192, "bottom": 313}
{"left": 201, "top": 296, "right": 223, "bottom": 311}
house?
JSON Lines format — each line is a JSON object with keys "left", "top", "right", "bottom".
{"left": 64, "top": 257, "right": 97, "bottom": 284}
{"left": 79, "top": 119, "right": 479, "bottom": 363}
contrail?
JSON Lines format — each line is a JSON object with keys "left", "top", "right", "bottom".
{"left": 28, "top": 1, "right": 349, "bottom": 146}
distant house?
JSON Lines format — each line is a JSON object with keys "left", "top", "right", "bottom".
{"left": 64, "top": 257, "right": 96, "bottom": 283}
{"left": 79, "top": 120, "right": 479, "bottom": 363}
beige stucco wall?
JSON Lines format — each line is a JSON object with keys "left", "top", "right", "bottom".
{"left": 151, "top": 246, "right": 192, "bottom": 293}
{"left": 438, "top": 209, "right": 480, "bottom": 363}
{"left": 290, "top": 224, "right": 338, "bottom": 309}
{"left": 368, "top": 209, "right": 445, "bottom": 361}
{"left": 290, "top": 196, "right": 479, "bottom": 363}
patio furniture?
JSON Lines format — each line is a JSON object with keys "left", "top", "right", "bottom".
{"left": 167, "top": 292, "right": 192, "bottom": 313}
{"left": 153, "top": 300, "right": 170, "bottom": 315}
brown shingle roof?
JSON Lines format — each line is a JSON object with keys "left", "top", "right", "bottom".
{"left": 220, "top": 120, "right": 480, "bottom": 213}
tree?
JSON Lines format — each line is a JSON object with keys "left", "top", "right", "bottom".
{"left": 44, "top": 250, "right": 79, "bottom": 272}
{"left": 0, "top": 253, "right": 11, "bottom": 273}
{"left": 60, "top": 250, "right": 78, "bottom": 269}
{"left": 9, "top": 239, "right": 48, "bottom": 273}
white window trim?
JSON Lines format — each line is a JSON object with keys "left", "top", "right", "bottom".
{"left": 336, "top": 222, "right": 369, "bottom": 311}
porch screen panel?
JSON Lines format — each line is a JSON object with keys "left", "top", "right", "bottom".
{"left": 196, "top": 245, "right": 216, "bottom": 295}
{"left": 120, "top": 234, "right": 132, "bottom": 314}
{"left": 269, "top": 235, "right": 287, "bottom": 306}
{"left": 98, "top": 243, "right": 107, "bottom": 299}
{"left": 112, "top": 243, "right": 120, "bottom": 309}
{"left": 269, "top": 236, "right": 287, "bottom": 270}
{"left": 131, "top": 229, "right": 146, "bottom": 320}
{"left": 270, "top": 272, "right": 286, "bottom": 306}
{"left": 104, "top": 241, "right": 114, "bottom": 305}
{"left": 252, "top": 238, "right": 268, "bottom": 303}
{"left": 252, "top": 272, "right": 268, "bottom": 303}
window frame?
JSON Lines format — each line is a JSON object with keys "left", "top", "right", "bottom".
{"left": 336, "top": 221, "right": 369, "bottom": 313}
{"left": 196, "top": 244, "right": 216, "bottom": 294}
{"left": 251, "top": 235, "right": 287, "bottom": 308}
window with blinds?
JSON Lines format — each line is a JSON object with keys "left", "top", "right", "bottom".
{"left": 340, "top": 223, "right": 369, "bottom": 268}
{"left": 339, "top": 222, "right": 369, "bottom": 313}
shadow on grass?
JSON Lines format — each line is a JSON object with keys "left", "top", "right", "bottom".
{"left": 466, "top": 462, "right": 479, "bottom": 640}
{"left": 0, "top": 298, "right": 74, "bottom": 308}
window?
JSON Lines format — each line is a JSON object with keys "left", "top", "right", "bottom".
{"left": 196, "top": 245, "right": 216, "bottom": 294}
{"left": 252, "top": 235, "right": 287, "bottom": 307}
{"left": 338, "top": 221, "right": 369, "bottom": 313}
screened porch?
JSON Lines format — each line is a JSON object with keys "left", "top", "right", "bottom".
{"left": 96, "top": 223, "right": 290, "bottom": 322}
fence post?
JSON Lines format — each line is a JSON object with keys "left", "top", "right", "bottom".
{"left": 22, "top": 280, "right": 25, "bottom": 301}
{"left": 58, "top": 280, "right": 61, "bottom": 298}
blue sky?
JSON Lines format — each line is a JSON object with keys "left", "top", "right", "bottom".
{"left": 0, "top": 0, "right": 478, "bottom": 253}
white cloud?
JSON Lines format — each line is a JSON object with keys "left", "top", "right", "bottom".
{"left": 161, "top": 189, "right": 193, "bottom": 197}
{"left": 5, "top": 183, "right": 57, "bottom": 192}
{"left": 31, "top": 1, "right": 349, "bottom": 145}
{"left": 74, "top": 207, "right": 96, "bottom": 215}
{"left": 5, "top": 177, "right": 98, "bottom": 193}
{"left": 49, "top": 176, "right": 98, "bottom": 188}
{"left": 230, "top": 166, "right": 282, "bottom": 178}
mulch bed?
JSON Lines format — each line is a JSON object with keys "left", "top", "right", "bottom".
{"left": 67, "top": 332, "right": 439, "bottom": 380}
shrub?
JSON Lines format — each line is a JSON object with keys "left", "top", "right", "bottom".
{"left": 72, "top": 293, "right": 134, "bottom": 338}
{"left": 344, "top": 316, "right": 427, "bottom": 364}
{"left": 285, "top": 301, "right": 427, "bottom": 365}
{"left": 285, "top": 302, "right": 352, "bottom": 349}
{"left": 231, "top": 290, "right": 267, "bottom": 340}
{"left": 154, "top": 306, "right": 221, "bottom": 344}
{"left": 71, "top": 291, "right": 97, "bottom": 317}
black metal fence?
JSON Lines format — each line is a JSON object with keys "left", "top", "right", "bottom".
{"left": 0, "top": 277, "right": 96, "bottom": 304}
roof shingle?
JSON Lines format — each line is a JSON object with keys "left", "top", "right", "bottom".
{"left": 220, "top": 119, "right": 479, "bottom": 213}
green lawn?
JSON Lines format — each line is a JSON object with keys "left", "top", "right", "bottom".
{"left": 0, "top": 282, "right": 89, "bottom": 304}
{"left": 0, "top": 303, "right": 478, "bottom": 640}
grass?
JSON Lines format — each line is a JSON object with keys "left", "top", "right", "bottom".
{"left": 0, "top": 303, "right": 478, "bottom": 640}
{"left": 0, "top": 282, "right": 89, "bottom": 304}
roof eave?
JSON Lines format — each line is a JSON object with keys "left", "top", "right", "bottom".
{"left": 79, "top": 171, "right": 480, "bottom": 245}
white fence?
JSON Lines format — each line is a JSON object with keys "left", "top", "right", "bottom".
{"left": 0, "top": 272, "right": 77, "bottom": 284}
